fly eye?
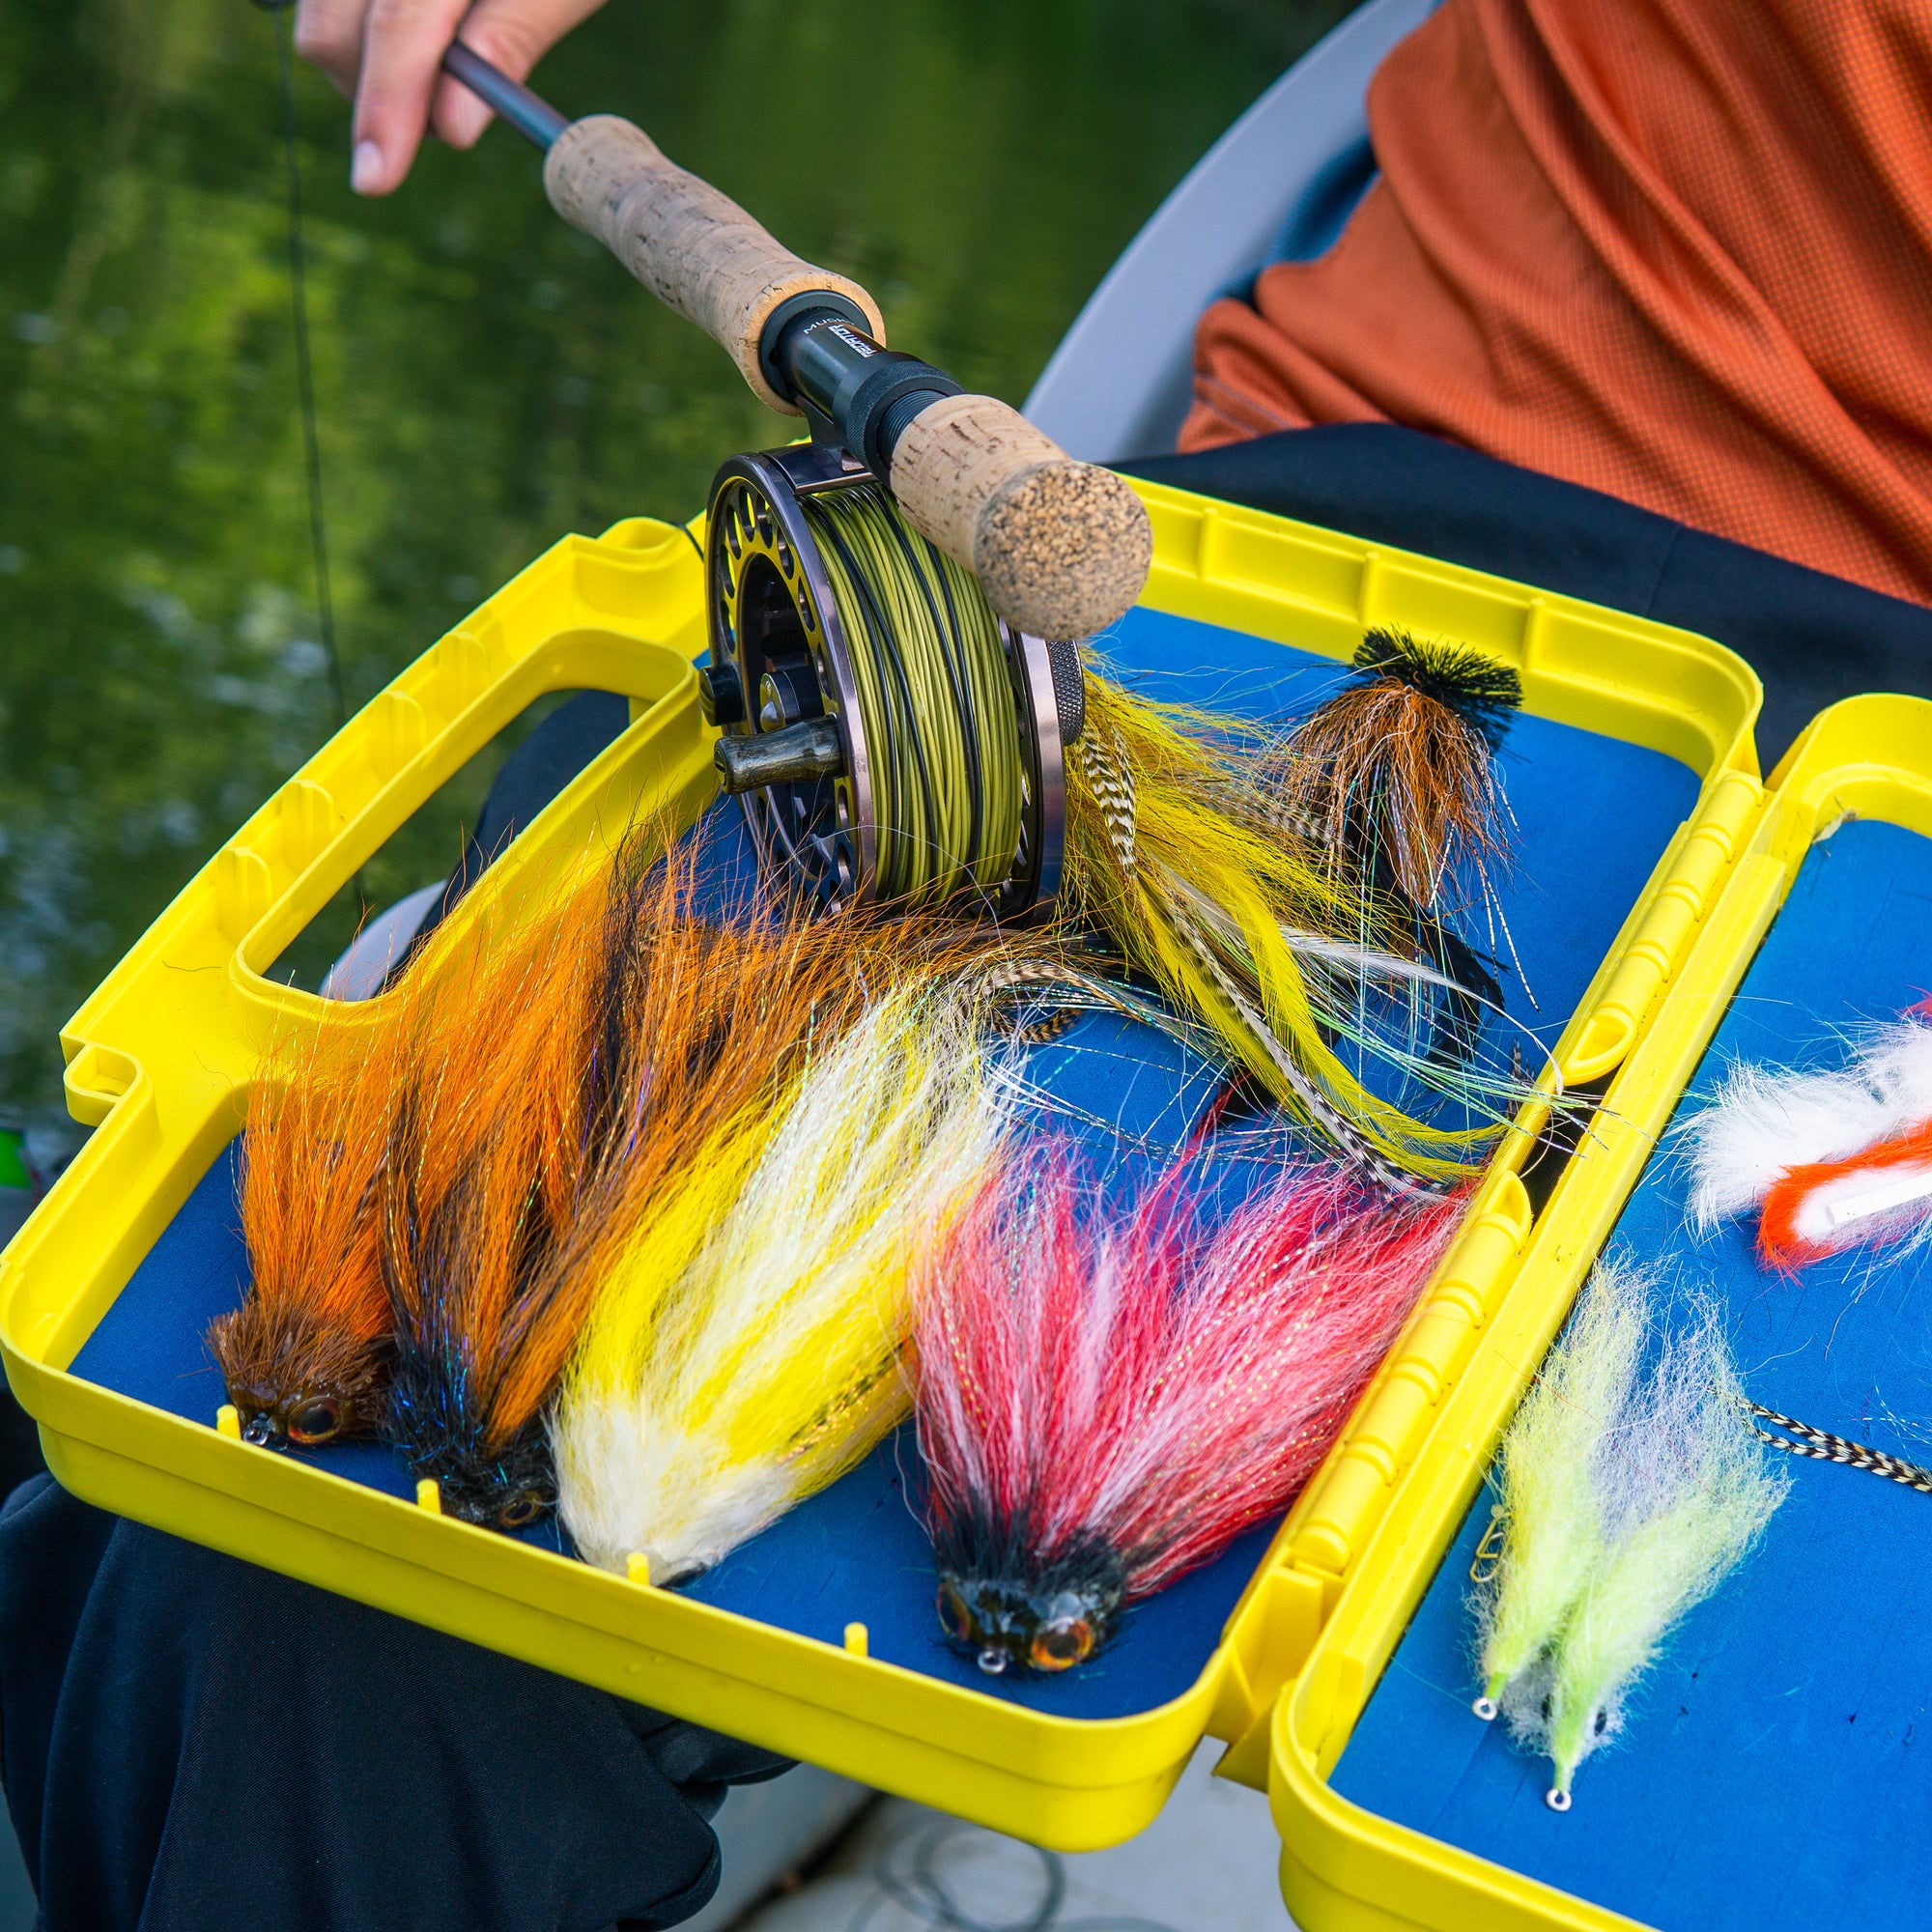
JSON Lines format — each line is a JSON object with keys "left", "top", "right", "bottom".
{"left": 285, "top": 1399, "right": 342, "bottom": 1446}
{"left": 497, "top": 1492, "right": 544, "bottom": 1529}
{"left": 1029, "top": 1617, "right": 1094, "bottom": 1673}
{"left": 937, "top": 1583, "right": 974, "bottom": 1643}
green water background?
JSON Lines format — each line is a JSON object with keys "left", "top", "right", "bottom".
{"left": 0, "top": 0, "right": 1350, "bottom": 1154}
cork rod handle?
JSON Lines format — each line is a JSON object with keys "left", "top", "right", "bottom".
{"left": 890, "top": 394, "right": 1153, "bottom": 639}
{"left": 543, "top": 115, "right": 884, "bottom": 412}
{"left": 540, "top": 113, "right": 1152, "bottom": 636}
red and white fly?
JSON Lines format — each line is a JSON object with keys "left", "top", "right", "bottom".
{"left": 911, "top": 1150, "right": 1461, "bottom": 1675}
{"left": 1684, "top": 1009, "right": 1932, "bottom": 1269}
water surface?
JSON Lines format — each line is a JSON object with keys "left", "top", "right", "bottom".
{"left": 0, "top": 0, "right": 1352, "bottom": 1148}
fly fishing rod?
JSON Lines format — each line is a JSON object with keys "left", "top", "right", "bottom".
{"left": 445, "top": 43, "right": 1148, "bottom": 915}
{"left": 439, "top": 51, "right": 1558, "bottom": 1195}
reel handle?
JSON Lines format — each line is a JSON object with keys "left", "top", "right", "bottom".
{"left": 543, "top": 114, "right": 884, "bottom": 412}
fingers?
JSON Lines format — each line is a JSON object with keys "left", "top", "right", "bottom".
{"left": 293, "top": 0, "right": 375, "bottom": 99}
{"left": 347, "top": 0, "right": 473, "bottom": 194}
{"left": 298, "top": 0, "right": 612, "bottom": 195}
{"left": 429, "top": 0, "right": 611, "bottom": 151}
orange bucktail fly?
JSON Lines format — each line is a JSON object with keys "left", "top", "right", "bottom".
{"left": 210, "top": 856, "right": 606, "bottom": 1451}
{"left": 372, "top": 842, "right": 623, "bottom": 1526}
{"left": 211, "top": 998, "right": 412, "bottom": 1448}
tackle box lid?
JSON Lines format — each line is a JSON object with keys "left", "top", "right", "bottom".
{"left": 1267, "top": 693, "right": 1932, "bottom": 1931}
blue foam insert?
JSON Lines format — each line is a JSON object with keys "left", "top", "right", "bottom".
{"left": 68, "top": 607, "right": 1701, "bottom": 1720}
{"left": 1334, "top": 816, "right": 1932, "bottom": 1929}
{"left": 1098, "top": 611, "right": 1690, "bottom": 1061}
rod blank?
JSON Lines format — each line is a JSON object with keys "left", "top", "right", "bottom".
{"left": 442, "top": 42, "right": 569, "bottom": 149}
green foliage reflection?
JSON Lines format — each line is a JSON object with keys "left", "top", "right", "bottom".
{"left": 0, "top": 0, "right": 1350, "bottom": 1141}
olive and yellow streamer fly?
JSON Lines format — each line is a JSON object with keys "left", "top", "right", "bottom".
{"left": 738, "top": 482, "right": 1540, "bottom": 1188}
{"left": 1062, "top": 676, "right": 1514, "bottom": 1193}
{"left": 555, "top": 979, "right": 1007, "bottom": 1582}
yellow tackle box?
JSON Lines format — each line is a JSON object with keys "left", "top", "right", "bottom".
{"left": 0, "top": 479, "right": 1761, "bottom": 1852}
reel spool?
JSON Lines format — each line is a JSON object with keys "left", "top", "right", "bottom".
{"left": 701, "top": 443, "right": 1087, "bottom": 918}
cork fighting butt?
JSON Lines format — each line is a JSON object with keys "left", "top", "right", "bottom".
{"left": 890, "top": 395, "right": 1152, "bottom": 639}
{"left": 542, "top": 114, "right": 883, "bottom": 412}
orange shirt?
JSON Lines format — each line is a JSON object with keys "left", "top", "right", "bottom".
{"left": 1183, "top": 0, "right": 1932, "bottom": 607}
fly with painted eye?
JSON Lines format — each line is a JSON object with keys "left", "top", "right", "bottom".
{"left": 1029, "top": 1604, "right": 1097, "bottom": 1672}
{"left": 233, "top": 1388, "right": 352, "bottom": 1450}
{"left": 286, "top": 1396, "right": 344, "bottom": 1444}
{"left": 216, "top": 1311, "right": 390, "bottom": 1452}
{"left": 208, "top": 896, "right": 458, "bottom": 1458}
{"left": 379, "top": 1261, "right": 564, "bottom": 1532}
{"left": 209, "top": 1094, "right": 398, "bottom": 1456}
{"left": 931, "top": 1559, "right": 1123, "bottom": 1678}
{"left": 912, "top": 1149, "right": 1462, "bottom": 1682}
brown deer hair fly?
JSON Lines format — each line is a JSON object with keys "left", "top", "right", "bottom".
{"left": 211, "top": 1005, "right": 405, "bottom": 1449}
{"left": 1269, "top": 626, "right": 1523, "bottom": 1055}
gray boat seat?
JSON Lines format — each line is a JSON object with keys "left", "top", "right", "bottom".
{"left": 1023, "top": 0, "right": 1437, "bottom": 465}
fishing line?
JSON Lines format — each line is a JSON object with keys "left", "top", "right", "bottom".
{"left": 846, "top": 1816, "right": 1179, "bottom": 1932}
{"left": 255, "top": 0, "right": 348, "bottom": 731}
{"left": 801, "top": 485, "right": 1022, "bottom": 904}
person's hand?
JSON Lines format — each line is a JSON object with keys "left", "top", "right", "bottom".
{"left": 295, "top": 0, "right": 611, "bottom": 195}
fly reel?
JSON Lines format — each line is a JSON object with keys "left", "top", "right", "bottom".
{"left": 700, "top": 443, "right": 1086, "bottom": 918}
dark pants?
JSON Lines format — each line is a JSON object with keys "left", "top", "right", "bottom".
{"left": 0, "top": 1475, "right": 787, "bottom": 1932}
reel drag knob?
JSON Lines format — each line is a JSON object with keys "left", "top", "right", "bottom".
{"left": 696, "top": 662, "right": 745, "bottom": 726}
